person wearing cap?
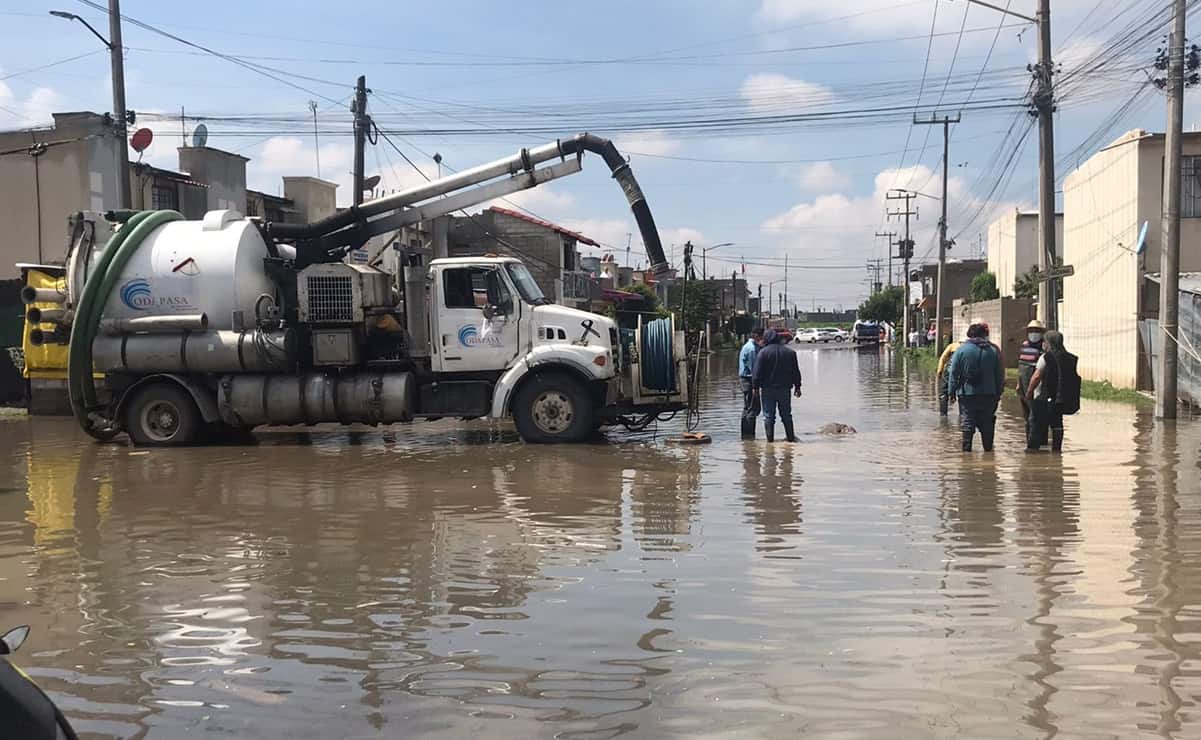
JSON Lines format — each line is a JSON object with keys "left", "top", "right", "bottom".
{"left": 946, "top": 322, "right": 1005, "bottom": 452}
{"left": 1017, "top": 319, "right": 1046, "bottom": 445}
{"left": 752, "top": 328, "right": 803, "bottom": 442}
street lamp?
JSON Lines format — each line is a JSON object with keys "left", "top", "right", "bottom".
{"left": 50, "top": 5, "right": 131, "bottom": 209}
{"left": 701, "top": 241, "right": 734, "bottom": 279}
{"left": 766, "top": 279, "right": 784, "bottom": 320}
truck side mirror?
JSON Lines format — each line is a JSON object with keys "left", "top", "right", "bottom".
{"left": 482, "top": 304, "right": 495, "bottom": 320}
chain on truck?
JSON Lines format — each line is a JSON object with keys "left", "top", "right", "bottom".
{"left": 22, "top": 133, "right": 690, "bottom": 445}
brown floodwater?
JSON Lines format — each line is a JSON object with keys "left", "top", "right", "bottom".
{"left": 1, "top": 347, "right": 1200, "bottom": 739}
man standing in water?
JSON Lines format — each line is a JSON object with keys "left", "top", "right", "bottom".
{"left": 1016, "top": 319, "right": 1046, "bottom": 446}
{"left": 946, "top": 322, "right": 1004, "bottom": 452}
{"left": 739, "top": 327, "right": 765, "bottom": 439}
{"left": 752, "top": 328, "right": 803, "bottom": 442}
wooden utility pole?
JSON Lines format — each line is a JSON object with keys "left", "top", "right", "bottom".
{"left": 1157, "top": 0, "right": 1186, "bottom": 419}
{"left": 914, "top": 112, "right": 960, "bottom": 355}
{"left": 886, "top": 191, "right": 918, "bottom": 344}
{"left": 875, "top": 231, "right": 896, "bottom": 286}
{"left": 352, "top": 75, "right": 369, "bottom": 207}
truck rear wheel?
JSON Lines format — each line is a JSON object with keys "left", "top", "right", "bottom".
{"left": 124, "top": 383, "right": 201, "bottom": 447}
{"left": 512, "top": 373, "right": 595, "bottom": 443}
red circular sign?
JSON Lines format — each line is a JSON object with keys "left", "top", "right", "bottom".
{"left": 129, "top": 127, "right": 153, "bottom": 153}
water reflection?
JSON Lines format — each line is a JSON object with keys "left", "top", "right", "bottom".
{"left": 1, "top": 347, "right": 1200, "bottom": 738}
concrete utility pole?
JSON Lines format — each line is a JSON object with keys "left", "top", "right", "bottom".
{"left": 914, "top": 112, "right": 960, "bottom": 355}
{"left": 1157, "top": 0, "right": 1186, "bottom": 419}
{"left": 875, "top": 231, "right": 896, "bottom": 286}
{"left": 886, "top": 190, "right": 918, "bottom": 344}
{"left": 866, "top": 258, "right": 884, "bottom": 294}
{"left": 108, "top": 0, "right": 130, "bottom": 209}
{"left": 964, "top": 0, "right": 1055, "bottom": 327}
{"left": 352, "top": 75, "right": 369, "bottom": 207}
{"left": 308, "top": 100, "right": 322, "bottom": 178}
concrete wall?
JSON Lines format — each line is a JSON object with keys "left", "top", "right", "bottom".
{"left": 177, "top": 146, "right": 247, "bottom": 213}
{"left": 987, "top": 210, "right": 1063, "bottom": 297}
{"left": 0, "top": 113, "right": 122, "bottom": 279}
{"left": 283, "top": 176, "right": 338, "bottom": 222}
{"left": 951, "top": 297, "right": 1036, "bottom": 367}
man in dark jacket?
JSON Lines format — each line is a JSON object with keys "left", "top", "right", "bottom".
{"left": 946, "top": 322, "right": 1005, "bottom": 452}
{"left": 752, "top": 328, "right": 803, "bottom": 442}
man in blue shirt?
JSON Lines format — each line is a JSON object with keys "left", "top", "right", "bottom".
{"left": 739, "top": 327, "right": 765, "bottom": 439}
{"left": 946, "top": 322, "right": 1005, "bottom": 452}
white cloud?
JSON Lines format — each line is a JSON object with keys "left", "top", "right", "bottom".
{"left": 485, "top": 183, "right": 575, "bottom": 215}
{"left": 614, "top": 129, "right": 683, "bottom": 157}
{"left": 740, "top": 73, "right": 835, "bottom": 115}
{"left": 789, "top": 161, "right": 852, "bottom": 193}
{"left": 0, "top": 76, "right": 62, "bottom": 129}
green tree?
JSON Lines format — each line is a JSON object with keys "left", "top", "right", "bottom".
{"left": 667, "top": 280, "right": 721, "bottom": 337}
{"left": 857, "top": 285, "right": 904, "bottom": 326}
{"left": 1013, "top": 265, "right": 1039, "bottom": 299}
{"left": 607, "top": 283, "right": 666, "bottom": 329}
{"left": 969, "top": 271, "right": 1000, "bottom": 302}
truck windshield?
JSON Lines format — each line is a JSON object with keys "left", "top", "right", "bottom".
{"left": 505, "top": 263, "right": 548, "bottom": 304}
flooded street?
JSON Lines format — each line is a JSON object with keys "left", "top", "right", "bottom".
{"left": 2, "top": 347, "right": 1200, "bottom": 739}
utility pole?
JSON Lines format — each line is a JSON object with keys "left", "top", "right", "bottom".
{"left": 875, "top": 231, "right": 896, "bottom": 286}
{"left": 308, "top": 100, "right": 321, "bottom": 178}
{"left": 1157, "top": 0, "right": 1186, "bottom": 419}
{"left": 351, "top": 75, "right": 369, "bottom": 207}
{"left": 866, "top": 258, "right": 884, "bottom": 294}
{"left": 757, "top": 283, "right": 763, "bottom": 325}
{"left": 886, "top": 190, "right": 918, "bottom": 344}
{"left": 914, "top": 112, "right": 960, "bottom": 355}
{"left": 784, "top": 253, "right": 788, "bottom": 314}
{"left": 108, "top": 0, "right": 130, "bottom": 209}
{"left": 963, "top": 0, "right": 1055, "bottom": 326}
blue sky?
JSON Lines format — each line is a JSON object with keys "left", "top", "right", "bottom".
{"left": 0, "top": 1, "right": 1192, "bottom": 309}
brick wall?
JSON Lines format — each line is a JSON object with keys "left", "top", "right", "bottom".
{"left": 446, "top": 211, "right": 566, "bottom": 302}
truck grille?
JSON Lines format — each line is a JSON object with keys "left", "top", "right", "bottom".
{"left": 306, "top": 275, "right": 354, "bottom": 323}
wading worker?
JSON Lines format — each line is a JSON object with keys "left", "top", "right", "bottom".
{"left": 935, "top": 322, "right": 972, "bottom": 416}
{"left": 1026, "top": 330, "right": 1078, "bottom": 452}
{"left": 1017, "top": 319, "right": 1046, "bottom": 445}
{"left": 739, "top": 327, "right": 766, "bottom": 439}
{"left": 946, "top": 322, "right": 1004, "bottom": 452}
{"left": 752, "top": 328, "right": 803, "bottom": 442}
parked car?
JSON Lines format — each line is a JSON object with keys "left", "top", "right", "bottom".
{"left": 818, "top": 328, "right": 848, "bottom": 342}
{"left": 794, "top": 328, "right": 822, "bottom": 343}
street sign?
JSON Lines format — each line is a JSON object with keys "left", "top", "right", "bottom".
{"left": 1036, "top": 264, "right": 1075, "bottom": 282}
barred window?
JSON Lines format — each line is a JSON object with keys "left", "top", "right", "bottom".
{"left": 151, "top": 184, "right": 178, "bottom": 211}
{"left": 1184, "top": 156, "right": 1201, "bottom": 217}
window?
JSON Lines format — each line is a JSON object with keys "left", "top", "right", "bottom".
{"left": 1184, "top": 156, "right": 1201, "bottom": 217}
{"left": 151, "top": 183, "right": 178, "bottom": 211}
{"left": 244, "top": 198, "right": 259, "bottom": 217}
{"left": 443, "top": 267, "right": 512, "bottom": 312}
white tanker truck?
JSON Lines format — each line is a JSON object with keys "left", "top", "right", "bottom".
{"left": 24, "top": 134, "right": 689, "bottom": 445}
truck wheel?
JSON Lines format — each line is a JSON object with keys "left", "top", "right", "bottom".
{"left": 124, "top": 383, "right": 201, "bottom": 446}
{"left": 513, "top": 373, "right": 595, "bottom": 443}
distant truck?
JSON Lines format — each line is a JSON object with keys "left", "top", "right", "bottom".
{"left": 852, "top": 321, "right": 882, "bottom": 345}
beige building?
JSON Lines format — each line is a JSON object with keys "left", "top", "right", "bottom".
{"left": 0, "top": 111, "right": 339, "bottom": 281}
{"left": 986, "top": 209, "right": 1063, "bottom": 297}
{"left": 1061, "top": 129, "right": 1201, "bottom": 390}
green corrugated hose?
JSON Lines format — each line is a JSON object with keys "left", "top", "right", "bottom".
{"left": 67, "top": 210, "right": 182, "bottom": 440}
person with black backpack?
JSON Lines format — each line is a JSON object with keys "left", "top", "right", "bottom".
{"left": 1025, "top": 330, "right": 1081, "bottom": 452}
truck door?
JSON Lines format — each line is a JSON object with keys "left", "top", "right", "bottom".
{"left": 432, "top": 265, "right": 520, "bottom": 372}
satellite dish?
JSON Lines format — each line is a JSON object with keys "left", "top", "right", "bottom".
{"left": 363, "top": 174, "right": 381, "bottom": 191}
{"left": 129, "top": 127, "right": 153, "bottom": 153}
{"left": 192, "top": 123, "right": 208, "bottom": 148}
{"left": 1135, "top": 220, "right": 1149, "bottom": 254}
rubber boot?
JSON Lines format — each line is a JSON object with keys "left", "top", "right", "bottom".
{"left": 961, "top": 430, "right": 973, "bottom": 452}
{"left": 740, "top": 417, "right": 755, "bottom": 440}
{"left": 782, "top": 418, "right": 797, "bottom": 442}
{"left": 1052, "top": 429, "right": 1064, "bottom": 452}
{"left": 765, "top": 424, "right": 774, "bottom": 443}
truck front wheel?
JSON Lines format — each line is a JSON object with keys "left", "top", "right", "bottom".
{"left": 123, "top": 382, "right": 201, "bottom": 447}
{"left": 512, "top": 373, "right": 595, "bottom": 443}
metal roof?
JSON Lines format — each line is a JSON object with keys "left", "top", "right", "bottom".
{"left": 487, "top": 206, "right": 600, "bottom": 247}
{"left": 1146, "top": 272, "right": 1201, "bottom": 295}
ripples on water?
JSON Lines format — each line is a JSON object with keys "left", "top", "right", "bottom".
{"left": 1, "top": 346, "right": 1199, "bottom": 738}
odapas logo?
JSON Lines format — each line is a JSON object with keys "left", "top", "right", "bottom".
{"left": 120, "top": 279, "right": 153, "bottom": 310}
{"left": 458, "top": 324, "right": 501, "bottom": 348}
{"left": 119, "top": 279, "right": 191, "bottom": 311}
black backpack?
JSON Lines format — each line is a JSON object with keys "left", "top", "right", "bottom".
{"left": 1047, "top": 352, "right": 1081, "bottom": 415}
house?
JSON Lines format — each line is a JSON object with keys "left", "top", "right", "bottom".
{"left": 1061, "top": 129, "right": 1201, "bottom": 390}
{"left": 913, "top": 258, "right": 988, "bottom": 335}
{"left": 986, "top": 209, "right": 1063, "bottom": 297}
{"left": 446, "top": 206, "right": 600, "bottom": 309}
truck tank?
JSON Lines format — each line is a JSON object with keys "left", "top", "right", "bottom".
{"left": 96, "top": 210, "right": 275, "bottom": 330}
